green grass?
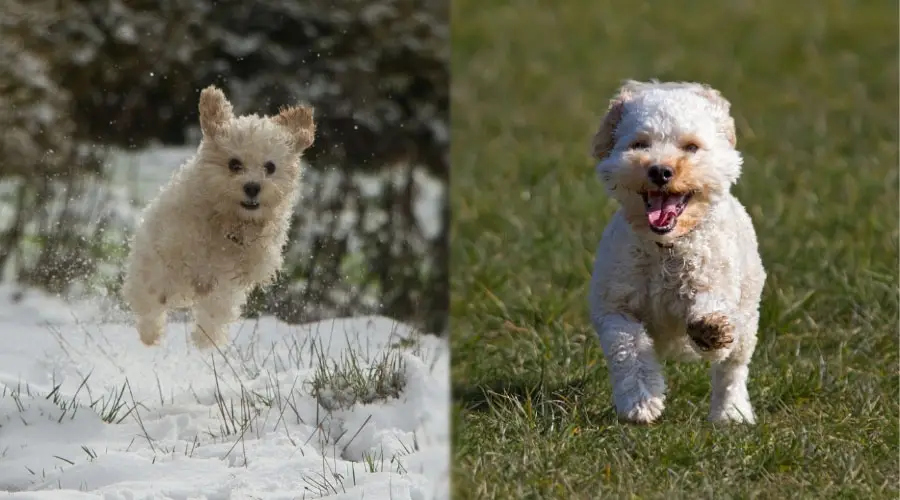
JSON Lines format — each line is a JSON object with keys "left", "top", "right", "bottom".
{"left": 449, "top": 0, "right": 898, "bottom": 498}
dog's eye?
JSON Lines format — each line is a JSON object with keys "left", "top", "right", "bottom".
{"left": 228, "top": 158, "right": 243, "bottom": 172}
{"left": 264, "top": 161, "right": 276, "bottom": 175}
{"left": 682, "top": 143, "right": 700, "bottom": 153}
{"left": 630, "top": 140, "right": 650, "bottom": 150}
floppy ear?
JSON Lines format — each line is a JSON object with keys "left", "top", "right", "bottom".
{"left": 273, "top": 104, "right": 316, "bottom": 153}
{"left": 691, "top": 84, "right": 737, "bottom": 147}
{"left": 198, "top": 85, "right": 234, "bottom": 139}
{"left": 591, "top": 82, "right": 636, "bottom": 161}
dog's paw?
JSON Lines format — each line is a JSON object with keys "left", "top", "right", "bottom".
{"left": 709, "top": 401, "right": 756, "bottom": 424}
{"left": 137, "top": 315, "right": 166, "bottom": 347}
{"left": 139, "top": 331, "right": 161, "bottom": 347}
{"left": 687, "top": 313, "right": 734, "bottom": 351}
{"left": 191, "top": 325, "right": 227, "bottom": 350}
{"left": 617, "top": 395, "right": 666, "bottom": 425}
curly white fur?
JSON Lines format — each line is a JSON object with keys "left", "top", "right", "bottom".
{"left": 588, "top": 80, "right": 766, "bottom": 424}
{"left": 121, "top": 85, "right": 315, "bottom": 349}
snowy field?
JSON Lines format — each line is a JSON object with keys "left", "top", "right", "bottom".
{"left": 0, "top": 286, "right": 449, "bottom": 499}
{"left": 0, "top": 148, "right": 450, "bottom": 499}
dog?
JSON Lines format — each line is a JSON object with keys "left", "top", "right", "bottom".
{"left": 588, "top": 80, "right": 766, "bottom": 424}
{"left": 121, "top": 85, "right": 315, "bottom": 349}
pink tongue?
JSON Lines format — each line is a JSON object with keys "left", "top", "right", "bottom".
{"left": 646, "top": 193, "right": 683, "bottom": 227}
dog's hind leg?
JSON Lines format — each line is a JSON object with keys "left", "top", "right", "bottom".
{"left": 190, "top": 288, "right": 243, "bottom": 349}
{"left": 123, "top": 282, "right": 168, "bottom": 346}
{"left": 593, "top": 313, "right": 667, "bottom": 424}
{"left": 137, "top": 312, "right": 167, "bottom": 346}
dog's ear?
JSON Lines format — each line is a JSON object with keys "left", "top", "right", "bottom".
{"left": 273, "top": 104, "right": 316, "bottom": 153}
{"left": 691, "top": 84, "right": 737, "bottom": 147}
{"left": 591, "top": 83, "right": 635, "bottom": 161}
{"left": 198, "top": 85, "right": 235, "bottom": 139}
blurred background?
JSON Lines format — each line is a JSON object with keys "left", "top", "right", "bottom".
{"left": 0, "top": 0, "right": 448, "bottom": 334}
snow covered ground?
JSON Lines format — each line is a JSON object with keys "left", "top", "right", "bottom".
{"left": 0, "top": 285, "right": 449, "bottom": 499}
{"left": 0, "top": 146, "right": 449, "bottom": 498}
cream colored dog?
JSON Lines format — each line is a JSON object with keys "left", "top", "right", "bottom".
{"left": 122, "top": 85, "right": 315, "bottom": 349}
{"left": 588, "top": 80, "right": 766, "bottom": 424}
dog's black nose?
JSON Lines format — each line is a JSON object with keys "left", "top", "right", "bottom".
{"left": 243, "top": 182, "right": 261, "bottom": 198}
{"left": 647, "top": 165, "right": 674, "bottom": 186}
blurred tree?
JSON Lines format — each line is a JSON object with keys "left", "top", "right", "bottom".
{"left": 0, "top": 0, "right": 106, "bottom": 287}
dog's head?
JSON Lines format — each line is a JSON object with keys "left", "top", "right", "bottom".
{"left": 193, "top": 85, "right": 316, "bottom": 223}
{"left": 591, "top": 80, "right": 742, "bottom": 241}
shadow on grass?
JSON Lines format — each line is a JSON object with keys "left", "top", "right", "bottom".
{"left": 453, "top": 380, "right": 546, "bottom": 412}
{"left": 455, "top": 367, "right": 805, "bottom": 427}
{"left": 453, "top": 377, "right": 620, "bottom": 424}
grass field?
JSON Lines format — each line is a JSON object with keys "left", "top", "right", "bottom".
{"left": 449, "top": 0, "right": 898, "bottom": 498}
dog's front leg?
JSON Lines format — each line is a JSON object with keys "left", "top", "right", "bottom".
{"left": 191, "top": 290, "right": 242, "bottom": 349}
{"left": 687, "top": 293, "right": 756, "bottom": 424}
{"left": 593, "top": 313, "right": 666, "bottom": 424}
{"left": 708, "top": 359, "right": 755, "bottom": 424}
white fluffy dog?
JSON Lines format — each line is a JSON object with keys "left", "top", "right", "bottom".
{"left": 588, "top": 80, "right": 766, "bottom": 424}
{"left": 122, "top": 85, "right": 315, "bottom": 349}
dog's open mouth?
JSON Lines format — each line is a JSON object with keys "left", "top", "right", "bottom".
{"left": 641, "top": 190, "right": 693, "bottom": 234}
{"left": 240, "top": 200, "right": 260, "bottom": 210}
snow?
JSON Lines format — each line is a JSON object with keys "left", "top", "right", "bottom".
{"left": 0, "top": 285, "right": 449, "bottom": 499}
